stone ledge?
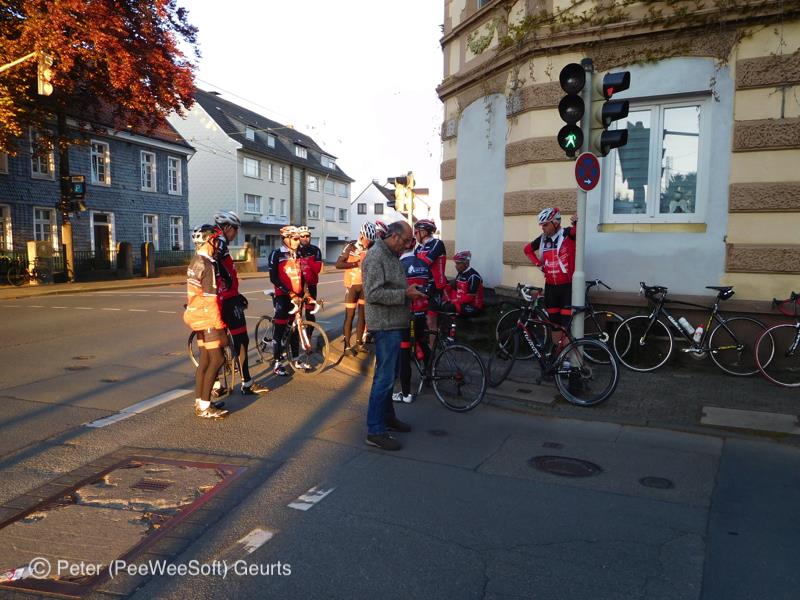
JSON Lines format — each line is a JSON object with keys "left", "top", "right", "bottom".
{"left": 732, "top": 118, "right": 800, "bottom": 152}
{"left": 504, "top": 189, "right": 576, "bottom": 215}
{"left": 441, "top": 159, "right": 457, "bottom": 181}
{"left": 729, "top": 182, "right": 800, "bottom": 212}
{"left": 726, "top": 243, "right": 800, "bottom": 274}
{"left": 506, "top": 138, "right": 571, "bottom": 166}
{"left": 440, "top": 198, "right": 456, "bottom": 220}
{"left": 736, "top": 51, "right": 800, "bottom": 89}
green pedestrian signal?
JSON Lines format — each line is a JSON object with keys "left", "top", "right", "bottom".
{"left": 557, "top": 63, "right": 586, "bottom": 158}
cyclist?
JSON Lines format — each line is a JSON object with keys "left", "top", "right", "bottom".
{"left": 523, "top": 207, "right": 578, "bottom": 351}
{"left": 296, "top": 225, "right": 323, "bottom": 337}
{"left": 394, "top": 238, "right": 428, "bottom": 404}
{"left": 413, "top": 218, "right": 447, "bottom": 348}
{"left": 213, "top": 211, "right": 268, "bottom": 396}
{"left": 375, "top": 220, "right": 389, "bottom": 240}
{"left": 184, "top": 225, "right": 229, "bottom": 419}
{"left": 442, "top": 250, "right": 484, "bottom": 317}
{"left": 268, "top": 225, "right": 306, "bottom": 376}
{"left": 336, "top": 222, "right": 376, "bottom": 355}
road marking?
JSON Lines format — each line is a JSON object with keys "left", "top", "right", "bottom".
{"left": 288, "top": 486, "right": 335, "bottom": 511}
{"left": 158, "top": 310, "right": 176, "bottom": 314}
{"left": 75, "top": 307, "right": 94, "bottom": 310}
{"left": 51, "top": 306, "right": 68, "bottom": 309}
{"left": 29, "top": 305, "right": 44, "bottom": 308}
{"left": 701, "top": 406, "right": 800, "bottom": 434}
{"left": 101, "top": 308, "right": 121, "bottom": 311}
{"left": 128, "top": 309, "right": 147, "bottom": 312}
{"left": 2, "top": 304, "right": 19, "bottom": 307}
{"left": 85, "top": 388, "right": 192, "bottom": 428}
{"left": 218, "top": 528, "right": 275, "bottom": 563}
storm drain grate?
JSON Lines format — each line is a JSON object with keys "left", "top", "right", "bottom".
{"left": 530, "top": 455, "right": 603, "bottom": 478}
{"left": 639, "top": 476, "right": 674, "bottom": 489}
{"left": 130, "top": 478, "right": 173, "bottom": 492}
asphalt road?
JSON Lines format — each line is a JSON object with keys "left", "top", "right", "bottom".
{"left": 0, "top": 274, "right": 798, "bottom": 599}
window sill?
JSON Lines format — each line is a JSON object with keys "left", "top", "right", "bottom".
{"left": 598, "top": 223, "right": 707, "bottom": 233}
{"left": 91, "top": 181, "right": 111, "bottom": 187}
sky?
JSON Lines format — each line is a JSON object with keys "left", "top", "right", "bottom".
{"left": 182, "top": 0, "right": 445, "bottom": 209}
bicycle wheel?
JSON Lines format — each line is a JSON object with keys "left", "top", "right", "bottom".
{"left": 756, "top": 323, "right": 800, "bottom": 387}
{"left": 287, "top": 321, "right": 330, "bottom": 375}
{"left": 486, "top": 328, "right": 519, "bottom": 387}
{"left": 7, "top": 263, "right": 26, "bottom": 286}
{"left": 254, "top": 316, "right": 275, "bottom": 364}
{"left": 432, "top": 343, "right": 487, "bottom": 412}
{"left": 188, "top": 331, "right": 201, "bottom": 367}
{"left": 613, "top": 315, "right": 673, "bottom": 372}
{"left": 554, "top": 339, "right": 619, "bottom": 406}
{"left": 709, "top": 316, "right": 769, "bottom": 376}
{"left": 583, "top": 310, "right": 625, "bottom": 363}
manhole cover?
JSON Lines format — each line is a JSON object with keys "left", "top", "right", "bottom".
{"left": 542, "top": 442, "right": 563, "bottom": 449}
{"left": 639, "top": 476, "right": 674, "bottom": 489}
{"left": 530, "top": 455, "right": 602, "bottom": 478}
{"left": 130, "top": 478, "right": 173, "bottom": 491}
{"left": 428, "top": 429, "right": 448, "bottom": 437}
{"left": 65, "top": 366, "right": 90, "bottom": 371}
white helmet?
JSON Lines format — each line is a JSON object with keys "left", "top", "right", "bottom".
{"left": 537, "top": 207, "right": 561, "bottom": 225}
{"left": 360, "top": 221, "right": 377, "bottom": 241}
{"left": 213, "top": 210, "right": 241, "bottom": 228}
{"left": 191, "top": 224, "right": 217, "bottom": 246}
{"left": 297, "top": 225, "right": 310, "bottom": 234}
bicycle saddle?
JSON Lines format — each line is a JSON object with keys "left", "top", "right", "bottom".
{"left": 641, "top": 283, "right": 668, "bottom": 296}
{"left": 706, "top": 286, "right": 734, "bottom": 300}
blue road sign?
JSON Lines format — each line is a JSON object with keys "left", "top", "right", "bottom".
{"left": 575, "top": 152, "right": 600, "bottom": 191}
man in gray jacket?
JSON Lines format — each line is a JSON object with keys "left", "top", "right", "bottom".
{"left": 362, "top": 220, "right": 426, "bottom": 451}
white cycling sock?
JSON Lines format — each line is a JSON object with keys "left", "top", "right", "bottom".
{"left": 242, "top": 379, "right": 253, "bottom": 388}
{"left": 196, "top": 400, "right": 211, "bottom": 410}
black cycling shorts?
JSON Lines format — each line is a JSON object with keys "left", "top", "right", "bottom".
{"left": 273, "top": 294, "right": 294, "bottom": 324}
{"left": 344, "top": 285, "right": 364, "bottom": 309}
{"left": 544, "top": 282, "right": 572, "bottom": 325}
{"left": 221, "top": 296, "right": 247, "bottom": 336}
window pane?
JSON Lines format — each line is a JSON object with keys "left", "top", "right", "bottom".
{"left": 659, "top": 106, "right": 700, "bottom": 215}
{"left": 613, "top": 110, "right": 650, "bottom": 215}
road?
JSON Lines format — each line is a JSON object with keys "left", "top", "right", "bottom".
{"left": 0, "top": 273, "right": 798, "bottom": 599}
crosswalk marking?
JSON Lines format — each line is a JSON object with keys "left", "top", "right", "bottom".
{"left": 85, "top": 388, "right": 192, "bottom": 428}
{"left": 288, "top": 486, "right": 335, "bottom": 511}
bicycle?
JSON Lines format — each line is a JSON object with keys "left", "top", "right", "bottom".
{"left": 755, "top": 292, "right": 800, "bottom": 387}
{"left": 409, "top": 309, "right": 487, "bottom": 412}
{"left": 187, "top": 328, "right": 239, "bottom": 393}
{"left": 612, "top": 282, "right": 773, "bottom": 376}
{"left": 486, "top": 295, "right": 619, "bottom": 406}
{"left": 254, "top": 292, "right": 331, "bottom": 375}
{"left": 6, "top": 256, "right": 51, "bottom": 286}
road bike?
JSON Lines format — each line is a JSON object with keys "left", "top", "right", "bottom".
{"left": 187, "top": 328, "right": 239, "bottom": 393}
{"left": 486, "top": 290, "right": 619, "bottom": 406}
{"left": 409, "top": 309, "right": 487, "bottom": 412}
{"left": 254, "top": 292, "right": 331, "bottom": 375}
{"left": 755, "top": 292, "right": 800, "bottom": 387}
{"left": 612, "top": 282, "right": 773, "bottom": 376}
{"left": 5, "top": 256, "right": 51, "bottom": 286}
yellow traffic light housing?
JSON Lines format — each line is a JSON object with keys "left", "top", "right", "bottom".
{"left": 37, "top": 52, "right": 54, "bottom": 96}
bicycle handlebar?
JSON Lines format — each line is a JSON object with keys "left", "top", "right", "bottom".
{"left": 289, "top": 296, "right": 322, "bottom": 315}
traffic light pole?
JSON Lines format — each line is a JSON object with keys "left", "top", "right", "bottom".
{"left": 571, "top": 58, "right": 594, "bottom": 341}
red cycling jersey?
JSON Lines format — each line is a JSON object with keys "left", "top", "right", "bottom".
{"left": 523, "top": 226, "right": 576, "bottom": 286}
{"left": 268, "top": 246, "right": 304, "bottom": 297}
{"left": 414, "top": 237, "right": 447, "bottom": 290}
{"left": 450, "top": 267, "right": 485, "bottom": 312}
{"left": 297, "top": 243, "right": 323, "bottom": 286}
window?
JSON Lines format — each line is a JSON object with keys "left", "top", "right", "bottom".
{"left": 295, "top": 144, "right": 307, "bottom": 159}
{"left": 279, "top": 166, "right": 286, "bottom": 184}
{"left": 374, "top": 203, "right": 384, "bottom": 215}
{"left": 0, "top": 204, "right": 11, "bottom": 250}
{"left": 0, "top": 153, "right": 7, "bottom": 174}
{"left": 167, "top": 157, "right": 182, "bottom": 195}
{"left": 357, "top": 203, "right": 367, "bottom": 215}
{"left": 307, "top": 174, "right": 319, "bottom": 191}
{"left": 30, "top": 129, "right": 54, "bottom": 179}
{"left": 244, "top": 193, "right": 262, "bottom": 214}
{"left": 267, "top": 134, "right": 276, "bottom": 148}
{"left": 321, "top": 155, "right": 336, "bottom": 169}
{"left": 33, "top": 207, "right": 57, "bottom": 249}
{"left": 325, "top": 206, "right": 335, "bottom": 221}
{"left": 339, "top": 208, "right": 348, "bottom": 222}
{"left": 307, "top": 203, "right": 320, "bottom": 219}
{"left": 140, "top": 151, "right": 156, "bottom": 191}
{"left": 280, "top": 198, "right": 286, "bottom": 216}
{"left": 243, "top": 157, "right": 261, "bottom": 178}
{"left": 143, "top": 214, "right": 159, "bottom": 250}
{"left": 324, "top": 179, "right": 335, "bottom": 194}
{"left": 170, "top": 216, "right": 183, "bottom": 250}
{"left": 91, "top": 141, "right": 111, "bottom": 185}
{"left": 337, "top": 182, "right": 349, "bottom": 198}
{"left": 268, "top": 197, "right": 275, "bottom": 215}
{"left": 477, "top": 0, "right": 491, "bottom": 8}
{"left": 604, "top": 99, "right": 705, "bottom": 223}
{"left": 245, "top": 126, "right": 255, "bottom": 141}
{"left": 268, "top": 163, "right": 274, "bottom": 181}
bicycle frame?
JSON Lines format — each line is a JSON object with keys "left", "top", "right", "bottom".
{"left": 288, "top": 297, "right": 322, "bottom": 353}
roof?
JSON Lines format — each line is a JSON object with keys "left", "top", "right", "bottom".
{"left": 353, "top": 181, "right": 430, "bottom": 208}
{"left": 71, "top": 101, "right": 193, "bottom": 149}
{"left": 194, "top": 89, "right": 354, "bottom": 182}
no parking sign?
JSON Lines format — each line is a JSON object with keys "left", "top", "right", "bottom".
{"left": 575, "top": 152, "right": 600, "bottom": 192}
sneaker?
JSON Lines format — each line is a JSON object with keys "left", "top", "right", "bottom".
{"left": 343, "top": 345, "right": 357, "bottom": 357}
{"left": 273, "top": 363, "right": 288, "bottom": 377}
{"left": 365, "top": 433, "right": 402, "bottom": 451}
{"left": 241, "top": 382, "right": 268, "bottom": 395}
{"left": 392, "top": 392, "right": 415, "bottom": 404}
{"left": 195, "top": 404, "right": 228, "bottom": 419}
{"left": 211, "top": 386, "right": 228, "bottom": 399}
{"left": 355, "top": 343, "right": 369, "bottom": 354}
{"left": 385, "top": 416, "right": 412, "bottom": 433}
{"left": 293, "top": 360, "right": 312, "bottom": 370}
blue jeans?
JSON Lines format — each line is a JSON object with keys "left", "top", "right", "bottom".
{"left": 366, "top": 329, "right": 402, "bottom": 435}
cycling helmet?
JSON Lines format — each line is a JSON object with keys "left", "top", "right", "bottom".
{"left": 191, "top": 224, "right": 217, "bottom": 246}
{"left": 213, "top": 210, "right": 241, "bottom": 228}
{"left": 280, "top": 225, "right": 299, "bottom": 238}
{"left": 453, "top": 250, "right": 472, "bottom": 263}
{"left": 414, "top": 218, "right": 436, "bottom": 233}
{"left": 537, "top": 207, "right": 561, "bottom": 225}
{"left": 360, "top": 221, "right": 377, "bottom": 241}
{"left": 374, "top": 220, "right": 389, "bottom": 239}
{"left": 296, "top": 225, "right": 310, "bottom": 234}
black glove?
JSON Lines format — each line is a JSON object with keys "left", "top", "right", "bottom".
{"left": 238, "top": 294, "right": 248, "bottom": 310}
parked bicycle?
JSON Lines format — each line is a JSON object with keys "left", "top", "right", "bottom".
{"left": 254, "top": 292, "right": 331, "bottom": 375}
{"left": 5, "top": 256, "right": 51, "bottom": 286}
{"left": 755, "top": 292, "right": 800, "bottom": 387}
{"left": 487, "top": 288, "right": 619, "bottom": 406}
{"left": 187, "top": 328, "right": 240, "bottom": 394}
{"left": 612, "top": 282, "right": 772, "bottom": 376}
{"left": 409, "top": 309, "right": 487, "bottom": 412}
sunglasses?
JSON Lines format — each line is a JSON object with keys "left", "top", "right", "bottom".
{"left": 300, "top": 234, "right": 311, "bottom": 239}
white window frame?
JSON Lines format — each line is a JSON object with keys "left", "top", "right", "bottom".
{"left": 307, "top": 203, "right": 320, "bottom": 220}
{"left": 268, "top": 197, "right": 275, "bottom": 215}
{"left": 295, "top": 145, "right": 308, "bottom": 159}
{"left": 601, "top": 96, "right": 710, "bottom": 225}
{"left": 374, "top": 203, "right": 384, "bottom": 215}
{"left": 337, "top": 182, "right": 349, "bottom": 198}
{"left": 267, "top": 134, "right": 276, "bottom": 148}
{"left": 140, "top": 151, "right": 157, "bottom": 191}
{"left": 30, "top": 129, "right": 55, "bottom": 180}
{"left": 324, "top": 179, "right": 335, "bottom": 194}
{"left": 143, "top": 213, "right": 159, "bottom": 250}
{"left": 90, "top": 140, "right": 111, "bottom": 185}
{"left": 167, "top": 156, "right": 182, "bottom": 195}
{"left": 321, "top": 155, "right": 336, "bottom": 169}
{"left": 325, "top": 206, "right": 335, "bottom": 222}
{"left": 0, "top": 152, "right": 9, "bottom": 174}
{"left": 89, "top": 211, "right": 117, "bottom": 256}
{"left": 268, "top": 163, "right": 274, "bottom": 181}
{"left": 244, "top": 193, "right": 262, "bottom": 214}
{"left": 243, "top": 156, "right": 261, "bottom": 179}
{"left": 357, "top": 203, "right": 367, "bottom": 215}
{"left": 0, "top": 204, "right": 12, "bottom": 250}
{"left": 169, "top": 215, "right": 183, "bottom": 250}
{"left": 339, "top": 208, "right": 348, "bottom": 222}
{"left": 279, "top": 166, "right": 287, "bottom": 184}
{"left": 33, "top": 206, "right": 58, "bottom": 250}
{"left": 245, "top": 126, "right": 255, "bottom": 141}
{"left": 280, "top": 198, "right": 286, "bottom": 216}
{"left": 307, "top": 174, "right": 319, "bottom": 191}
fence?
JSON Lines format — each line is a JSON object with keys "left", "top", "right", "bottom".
{"left": 154, "top": 249, "right": 193, "bottom": 268}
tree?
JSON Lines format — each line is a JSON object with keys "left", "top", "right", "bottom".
{"left": 0, "top": 0, "right": 199, "bottom": 153}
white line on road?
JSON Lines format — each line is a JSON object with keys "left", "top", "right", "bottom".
{"left": 288, "top": 486, "right": 335, "bottom": 511}
{"left": 128, "top": 309, "right": 147, "bottom": 312}
{"left": 218, "top": 528, "right": 275, "bottom": 563}
{"left": 74, "top": 307, "right": 94, "bottom": 310}
{"left": 101, "top": 308, "right": 121, "bottom": 311}
{"left": 158, "top": 310, "right": 176, "bottom": 314}
{"left": 85, "top": 388, "right": 192, "bottom": 428}
{"left": 29, "top": 305, "right": 44, "bottom": 308}
{"left": 51, "top": 306, "right": 68, "bottom": 309}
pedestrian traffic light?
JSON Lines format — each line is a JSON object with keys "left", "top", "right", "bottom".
{"left": 557, "top": 63, "right": 586, "bottom": 158}
{"left": 590, "top": 71, "right": 630, "bottom": 157}
{"left": 37, "top": 52, "right": 54, "bottom": 96}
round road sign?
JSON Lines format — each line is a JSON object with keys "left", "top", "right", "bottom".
{"left": 575, "top": 152, "right": 600, "bottom": 192}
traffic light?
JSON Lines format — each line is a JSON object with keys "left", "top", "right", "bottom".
{"left": 557, "top": 63, "right": 586, "bottom": 158}
{"left": 37, "top": 52, "right": 54, "bottom": 96}
{"left": 387, "top": 172, "right": 414, "bottom": 212}
{"left": 590, "top": 71, "right": 630, "bottom": 157}
{"left": 61, "top": 175, "right": 85, "bottom": 200}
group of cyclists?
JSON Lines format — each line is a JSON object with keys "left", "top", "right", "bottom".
{"left": 183, "top": 209, "right": 496, "bottom": 418}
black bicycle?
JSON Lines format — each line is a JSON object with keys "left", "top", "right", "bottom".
{"left": 612, "top": 282, "right": 773, "bottom": 376}
{"left": 755, "top": 292, "right": 799, "bottom": 387}
{"left": 188, "top": 328, "right": 239, "bottom": 393}
{"left": 5, "top": 256, "right": 51, "bottom": 286}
